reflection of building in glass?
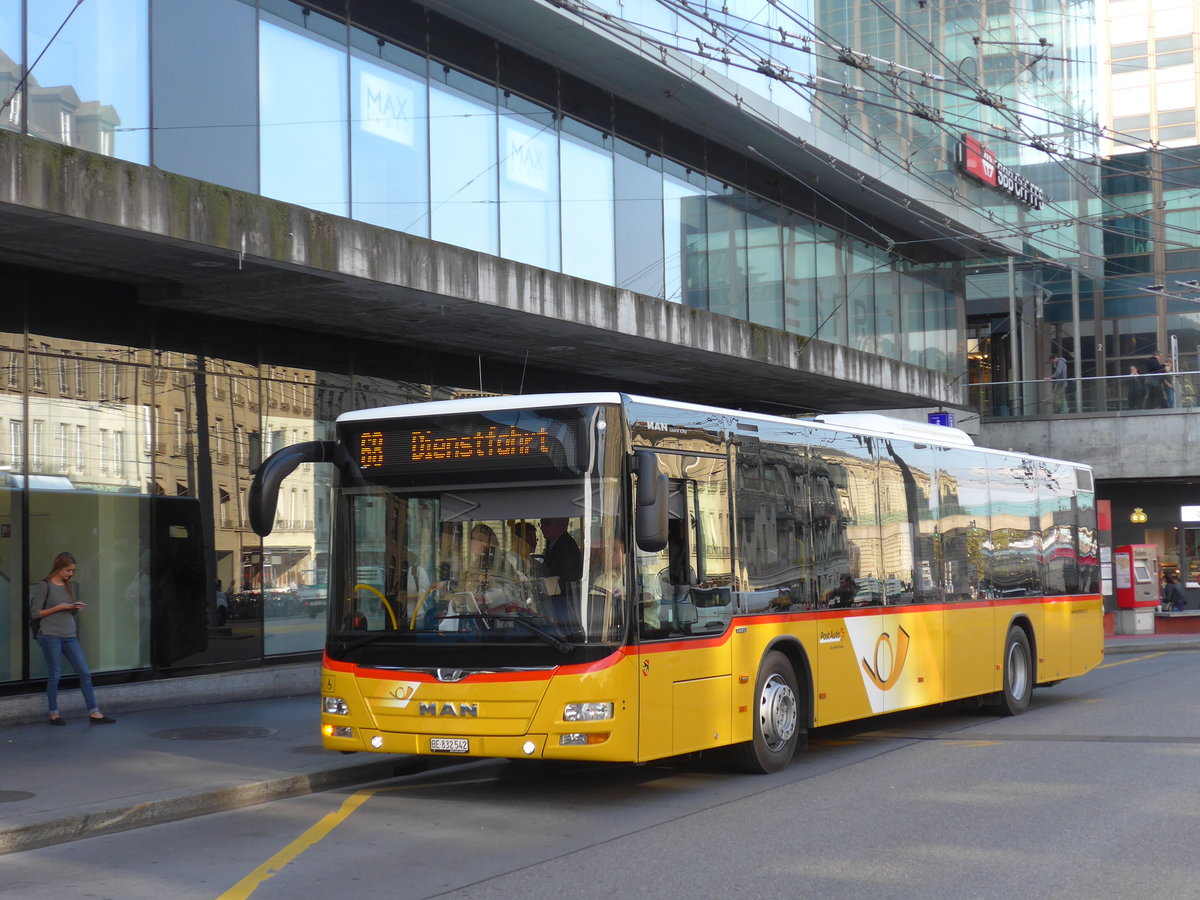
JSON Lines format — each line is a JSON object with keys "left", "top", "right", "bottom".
{"left": 0, "top": 50, "right": 121, "bottom": 154}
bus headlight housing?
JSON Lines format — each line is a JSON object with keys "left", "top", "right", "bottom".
{"left": 563, "top": 702, "right": 613, "bottom": 722}
{"left": 323, "top": 696, "right": 350, "bottom": 716}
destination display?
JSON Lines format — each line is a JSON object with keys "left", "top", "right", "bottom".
{"left": 342, "top": 410, "right": 588, "bottom": 481}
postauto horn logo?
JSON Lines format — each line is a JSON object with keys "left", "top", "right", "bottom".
{"left": 861, "top": 626, "right": 910, "bottom": 690}
{"left": 843, "top": 621, "right": 912, "bottom": 713}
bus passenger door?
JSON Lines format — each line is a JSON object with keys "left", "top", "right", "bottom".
{"left": 637, "top": 458, "right": 733, "bottom": 762}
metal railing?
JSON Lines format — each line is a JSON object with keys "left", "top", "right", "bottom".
{"left": 968, "top": 370, "right": 1200, "bottom": 420}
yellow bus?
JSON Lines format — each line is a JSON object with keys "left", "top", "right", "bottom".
{"left": 249, "top": 393, "right": 1102, "bottom": 773}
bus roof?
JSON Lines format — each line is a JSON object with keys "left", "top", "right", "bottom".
{"left": 335, "top": 392, "right": 1088, "bottom": 471}
{"left": 336, "top": 392, "right": 625, "bottom": 423}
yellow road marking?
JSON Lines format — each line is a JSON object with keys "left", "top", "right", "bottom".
{"left": 218, "top": 766, "right": 541, "bottom": 898}
{"left": 1097, "top": 652, "right": 1165, "bottom": 669}
{"left": 218, "top": 788, "right": 381, "bottom": 900}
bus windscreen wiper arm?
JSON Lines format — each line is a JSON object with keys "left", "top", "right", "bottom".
{"left": 449, "top": 614, "right": 573, "bottom": 654}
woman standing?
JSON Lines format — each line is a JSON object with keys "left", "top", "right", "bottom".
{"left": 30, "top": 552, "right": 116, "bottom": 725}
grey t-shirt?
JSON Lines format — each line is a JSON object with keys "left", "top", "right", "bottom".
{"left": 30, "top": 581, "right": 78, "bottom": 638}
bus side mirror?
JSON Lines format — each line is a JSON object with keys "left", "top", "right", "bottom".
{"left": 248, "top": 440, "right": 363, "bottom": 537}
{"left": 634, "top": 449, "right": 668, "bottom": 553}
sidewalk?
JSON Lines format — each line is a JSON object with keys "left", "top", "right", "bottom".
{"left": 0, "top": 662, "right": 424, "bottom": 854}
{"left": 4, "top": 634, "right": 1200, "bottom": 855}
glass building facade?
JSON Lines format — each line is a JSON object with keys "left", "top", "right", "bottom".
{"left": 0, "top": 290, "right": 472, "bottom": 689}
{"left": 0, "top": 0, "right": 965, "bottom": 373}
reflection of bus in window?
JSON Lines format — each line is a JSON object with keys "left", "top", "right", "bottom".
{"left": 249, "top": 393, "right": 1103, "bottom": 773}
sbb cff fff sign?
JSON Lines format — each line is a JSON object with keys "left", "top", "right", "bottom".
{"left": 928, "top": 412, "right": 955, "bottom": 428}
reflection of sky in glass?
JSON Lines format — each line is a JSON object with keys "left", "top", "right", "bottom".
{"left": 259, "top": 19, "right": 348, "bottom": 216}
{"left": 430, "top": 84, "right": 498, "bottom": 255}
{"left": 663, "top": 175, "right": 709, "bottom": 304}
{"left": 0, "top": 1, "right": 18, "bottom": 131}
{"left": 587, "top": 0, "right": 814, "bottom": 123}
{"left": 28, "top": 0, "right": 148, "bottom": 162}
{"left": 500, "top": 114, "right": 560, "bottom": 270}
{"left": 561, "top": 134, "right": 613, "bottom": 284}
{"left": 0, "top": 1, "right": 18, "bottom": 62}
{"left": 350, "top": 54, "right": 428, "bottom": 235}
{"left": 937, "top": 449, "right": 991, "bottom": 515}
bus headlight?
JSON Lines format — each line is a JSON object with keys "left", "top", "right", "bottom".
{"left": 323, "top": 696, "right": 350, "bottom": 715}
{"left": 563, "top": 702, "right": 613, "bottom": 722}
{"left": 323, "top": 724, "right": 353, "bottom": 738}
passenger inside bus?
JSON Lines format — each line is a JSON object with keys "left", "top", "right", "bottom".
{"left": 506, "top": 520, "right": 541, "bottom": 580}
{"left": 462, "top": 523, "right": 500, "bottom": 595}
{"left": 537, "top": 517, "right": 582, "bottom": 625}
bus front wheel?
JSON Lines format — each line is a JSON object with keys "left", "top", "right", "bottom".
{"left": 993, "top": 626, "right": 1032, "bottom": 716}
{"left": 732, "top": 650, "right": 802, "bottom": 773}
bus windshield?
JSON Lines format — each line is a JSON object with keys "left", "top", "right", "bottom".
{"left": 330, "top": 403, "right": 628, "bottom": 652}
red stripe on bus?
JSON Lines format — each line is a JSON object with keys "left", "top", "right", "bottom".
{"left": 323, "top": 649, "right": 629, "bottom": 682}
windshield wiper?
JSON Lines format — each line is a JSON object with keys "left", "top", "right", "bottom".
{"left": 449, "top": 613, "right": 573, "bottom": 654}
{"left": 337, "top": 632, "right": 404, "bottom": 651}
{"left": 336, "top": 615, "right": 573, "bottom": 654}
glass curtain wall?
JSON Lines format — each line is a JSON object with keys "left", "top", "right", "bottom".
{"left": 25, "top": 0, "right": 150, "bottom": 163}
{"left": 0, "top": 302, "right": 489, "bottom": 693}
{"left": 258, "top": 12, "right": 349, "bottom": 216}
{"left": 0, "top": 327, "right": 23, "bottom": 684}
{"left": 349, "top": 30, "right": 429, "bottom": 236}
{"left": 0, "top": 0, "right": 21, "bottom": 133}
{"left": 0, "top": 0, "right": 964, "bottom": 376}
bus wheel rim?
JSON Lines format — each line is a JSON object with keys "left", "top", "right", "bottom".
{"left": 759, "top": 673, "right": 798, "bottom": 750}
{"left": 1007, "top": 641, "right": 1029, "bottom": 700}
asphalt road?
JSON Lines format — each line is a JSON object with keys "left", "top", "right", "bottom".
{"left": 8, "top": 647, "right": 1198, "bottom": 899}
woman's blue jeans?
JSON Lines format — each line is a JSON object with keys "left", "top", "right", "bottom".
{"left": 36, "top": 634, "right": 98, "bottom": 715}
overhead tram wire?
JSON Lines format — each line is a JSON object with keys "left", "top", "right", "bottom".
{"left": 540, "top": 3, "right": 1200, "bottom": 286}
{"left": 573, "top": 0, "right": 1200, "bottom": 205}
{"left": 602, "top": 0, "right": 1200, "bottom": 249}
{"left": 764, "top": 0, "right": 1200, "bottom": 182}
{"left": 595, "top": 12, "right": 1125, "bottom": 259}
{"left": 841, "top": 0, "right": 1200, "bottom": 199}
{"left": 767, "top": 0, "right": 1119, "bottom": 210}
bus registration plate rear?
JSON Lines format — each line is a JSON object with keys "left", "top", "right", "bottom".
{"left": 430, "top": 737, "right": 469, "bottom": 753}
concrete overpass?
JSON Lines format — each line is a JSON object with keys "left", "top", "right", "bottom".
{"left": 0, "top": 130, "right": 959, "bottom": 416}
{"left": 977, "top": 411, "right": 1200, "bottom": 481}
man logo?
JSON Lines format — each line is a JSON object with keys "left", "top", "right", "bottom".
{"left": 418, "top": 702, "right": 478, "bottom": 717}
{"left": 861, "top": 626, "right": 911, "bottom": 691}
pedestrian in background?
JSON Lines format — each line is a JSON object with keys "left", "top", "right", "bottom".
{"left": 30, "top": 551, "right": 116, "bottom": 726}
{"left": 1126, "top": 364, "right": 1145, "bottom": 410}
{"left": 1162, "top": 360, "right": 1177, "bottom": 408}
{"left": 1046, "top": 353, "right": 1068, "bottom": 413}
{"left": 1162, "top": 571, "right": 1187, "bottom": 612}
{"left": 1144, "top": 351, "right": 1167, "bottom": 408}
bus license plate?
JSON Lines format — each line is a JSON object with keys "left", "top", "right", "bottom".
{"left": 430, "top": 737, "right": 469, "bottom": 753}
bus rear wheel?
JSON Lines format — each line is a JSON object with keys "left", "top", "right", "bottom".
{"left": 993, "top": 626, "right": 1032, "bottom": 716}
{"left": 732, "top": 650, "right": 802, "bottom": 773}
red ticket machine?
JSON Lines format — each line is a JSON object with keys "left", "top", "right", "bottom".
{"left": 1114, "top": 545, "right": 1159, "bottom": 608}
{"left": 1114, "top": 544, "right": 1158, "bottom": 634}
